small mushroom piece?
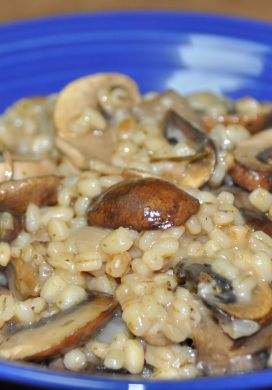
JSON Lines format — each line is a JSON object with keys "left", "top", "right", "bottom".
{"left": 88, "top": 178, "right": 200, "bottom": 231}
{"left": 229, "top": 129, "right": 272, "bottom": 191}
{"left": 217, "top": 283, "right": 272, "bottom": 324}
{"left": 0, "top": 175, "right": 61, "bottom": 214}
{"left": 0, "top": 213, "right": 23, "bottom": 243}
{"left": 160, "top": 110, "right": 216, "bottom": 188}
{"left": 192, "top": 311, "right": 233, "bottom": 376}
{"left": 0, "top": 159, "right": 56, "bottom": 182}
{"left": 6, "top": 257, "right": 40, "bottom": 300}
{"left": 0, "top": 292, "right": 118, "bottom": 360}
{"left": 240, "top": 208, "right": 272, "bottom": 238}
{"left": 175, "top": 262, "right": 236, "bottom": 303}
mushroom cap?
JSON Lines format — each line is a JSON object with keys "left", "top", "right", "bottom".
{"left": 54, "top": 73, "right": 141, "bottom": 138}
{"left": 230, "top": 129, "right": 272, "bottom": 191}
{"left": 88, "top": 178, "right": 200, "bottom": 231}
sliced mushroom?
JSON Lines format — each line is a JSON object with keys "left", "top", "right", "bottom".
{"left": 55, "top": 73, "right": 141, "bottom": 137}
{"left": 229, "top": 129, "right": 272, "bottom": 191}
{"left": 0, "top": 175, "right": 61, "bottom": 214}
{"left": 240, "top": 208, "right": 272, "bottom": 238}
{"left": 217, "top": 283, "right": 272, "bottom": 324}
{"left": 88, "top": 178, "right": 200, "bottom": 231}
{"left": 54, "top": 73, "right": 141, "bottom": 167}
{"left": 0, "top": 292, "right": 118, "bottom": 360}
{"left": 192, "top": 310, "right": 233, "bottom": 375}
{"left": 175, "top": 262, "right": 272, "bottom": 324}
{"left": 193, "top": 310, "right": 269, "bottom": 375}
{"left": 0, "top": 159, "right": 56, "bottom": 182}
{"left": 7, "top": 257, "right": 40, "bottom": 300}
{"left": 157, "top": 110, "right": 216, "bottom": 188}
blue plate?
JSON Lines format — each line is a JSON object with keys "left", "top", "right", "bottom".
{"left": 0, "top": 11, "right": 272, "bottom": 390}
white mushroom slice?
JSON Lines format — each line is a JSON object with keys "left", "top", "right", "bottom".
{"left": 0, "top": 159, "right": 56, "bottom": 182}
{"left": 54, "top": 73, "right": 141, "bottom": 138}
{"left": 54, "top": 73, "right": 141, "bottom": 166}
{"left": 0, "top": 293, "right": 118, "bottom": 360}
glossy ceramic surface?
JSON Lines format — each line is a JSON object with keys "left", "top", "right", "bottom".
{"left": 0, "top": 11, "right": 272, "bottom": 389}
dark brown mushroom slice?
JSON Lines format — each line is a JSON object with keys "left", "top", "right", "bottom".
{"left": 229, "top": 129, "right": 272, "bottom": 191}
{"left": 0, "top": 175, "right": 62, "bottom": 214}
{"left": 88, "top": 178, "right": 200, "bottom": 231}
{"left": 240, "top": 208, "right": 272, "bottom": 238}
{"left": 0, "top": 292, "right": 118, "bottom": 360}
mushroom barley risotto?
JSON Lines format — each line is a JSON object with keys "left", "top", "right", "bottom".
{"left": 0, "top": 73, "right": 271, "bottom": 379}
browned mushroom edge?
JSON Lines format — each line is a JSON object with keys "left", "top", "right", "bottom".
{"left": 88, "top": 177, "right": 200, "bottom": 231}
{"left": 175, "top": 262, "right": 272, "bottom": 325}
{"left": 0, "top": 292, "right": 118, "bottom": 361}
{"left": 229, "top": 129, "right": 272, "bottom": 191}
